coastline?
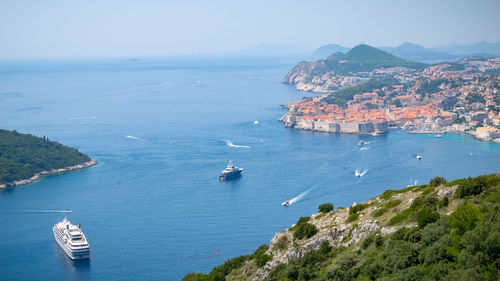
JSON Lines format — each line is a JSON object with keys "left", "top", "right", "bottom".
{"left": 280, "top": 110, "right": 500, "bottom": 142}
{"left": 0, "top": 160, "right": 98, "bottom": 189}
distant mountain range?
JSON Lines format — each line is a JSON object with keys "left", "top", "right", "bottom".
{"left": 313, "top": 41, "right": 500, "bottom": 63}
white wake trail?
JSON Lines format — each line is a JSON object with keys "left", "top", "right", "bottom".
{"left": 18, "top": 210, "right": 72, "bottom": 213}
{"left": 68, "top": 116, "right": 97, "bottom": 120}
{"left": 125, "top": 135, "right": 143, "bottom": 141}
{"left": 355, "top": 169, "right": 368, "bottom": 177}
{"left": 224, "top": 140, "right": 250, "bottom": 148}
{"left": 288, "top": 188, "right": 313, "bottom": 205}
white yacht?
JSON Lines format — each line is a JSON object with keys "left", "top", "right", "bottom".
{"left": 219, "top": 160, "right": 243, "bottom": 181}
{"left": 53, "top": 218, "right": 90, "bottom": 260}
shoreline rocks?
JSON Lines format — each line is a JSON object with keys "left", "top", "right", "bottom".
{"left": 0, "top": 160, "right": 98, "bottom": 189}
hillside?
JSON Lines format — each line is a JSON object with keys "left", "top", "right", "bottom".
{"left": 183, "top": 174, "right": 500, "bottom": 281}
{"left": 0, "top": 129, "right": 95, "bottom": 187}
{"left": 312, "top": 44, "right": 425, "bottom": 76}
{"left": 282, "top": 44, "right": 425, "bottom": 93}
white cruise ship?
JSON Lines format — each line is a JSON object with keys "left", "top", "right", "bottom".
{"left": 53, "top": 218, "right": 90, "bottom": 260}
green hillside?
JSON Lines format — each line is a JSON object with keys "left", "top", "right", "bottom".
{"left": 182, "top": 174, "right": 500, "bottom": 281}
{"left": 0, "top": 129, "right": 92, "bottom": 185}
{"left": 308, "top": 44, "right": 426, "bottom": 77}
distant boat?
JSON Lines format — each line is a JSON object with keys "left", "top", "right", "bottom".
{"left": 219, "top": 160, "right": 243, "bottom": 181}
{"left": 358, "top": 141, "right": 365, "bottom": 146}
{"left": 355, "top": 169, "right": 367, "bottom": 177}
{"left": 360, "top": 147, "right": 368, "bottom": 151}
{"left": 417, "top": 155, "right": 422, "bottom": 159}
{"left": 435, "top": 134, "right": 443, "bottom": 138}
{"left": 282, "top": 201, "right": 290, "bottom": 206}
{"left": 170, "top": 141, "right": 176, "bottom": 144}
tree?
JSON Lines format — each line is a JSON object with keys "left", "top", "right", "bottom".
{"left": 417, "top": 208, "right": 440, "bottom": 228}
{"left": 448, "top": 202, "right": 484, "bottom": 235}
{"left": 318, "top": 203, "right": 334, "bottom": 213}
{"left": 429, "top": 176, "right": 447, "bottom": 187}
{"left": 456, "top": 176, "right": 487, "bottom": 198}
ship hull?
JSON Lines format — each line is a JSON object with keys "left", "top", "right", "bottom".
{"left": 219, "top": 171, "right": 242, "bottom": 181}
{"left": 53, "top": 227, "right": 90, "bottom": 260}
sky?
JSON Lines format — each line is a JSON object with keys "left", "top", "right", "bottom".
{"left": 0, "top": 0, "right": 499, "bottom": 59}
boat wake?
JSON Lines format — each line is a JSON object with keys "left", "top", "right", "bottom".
{"left": 125, "top": 135, "right": 143, "bottom": 141}
{"left": 286, "top": 188, "right": 314, "bottom": 206}
{"left": 68, "top": 116, "right": 97, "bottom": 120}
{"left": 355, "top": 169, "right": 368, "bottom": 177}
{"left": 17, "top": 209, "right": 72, "bottom": 213}
{"left": 224, "top": 140, "right": 250, "bottom": 149}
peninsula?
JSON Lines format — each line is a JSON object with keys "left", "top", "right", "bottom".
{"left": 280, "top": 44, "right": 500, "bottom": 139}
{"left": 183, "top": 173, "right": 500, "bottom": 281}
{"left": 0, "top": 129, "right": 96, "bottom": 188}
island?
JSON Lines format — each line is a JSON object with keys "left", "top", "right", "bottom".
{"left": 183, "top": 173, "right": 500, "bottom": 281}
{"left": 0, "top": 129, "right": 97, "bottom": 188}
{"left": 280, "top": 44, "right": 500, "bottom": 140}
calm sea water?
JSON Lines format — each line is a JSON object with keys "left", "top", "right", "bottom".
{"left": 0, "top": 57, "right": 499, "bottom": 281}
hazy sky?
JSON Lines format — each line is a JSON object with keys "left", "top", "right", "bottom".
{"left": 1, "top": 0, "right": 499, "bottom": 59}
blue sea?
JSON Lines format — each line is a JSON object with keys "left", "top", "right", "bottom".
{"left": 0, "top": 57, "right": 499, "bottom": 280}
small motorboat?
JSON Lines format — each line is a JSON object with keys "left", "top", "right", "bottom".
{"left": 435, "top": 134, "right": 443, "bottom": 138}
{"left": 282, "top": 201, "right": 290, "bottom": 206}
{"left": 358, "top": 141, "right": 365, "bottom": 146}
{"left": 417, "top": 155, "right": 422, "bottom": 159}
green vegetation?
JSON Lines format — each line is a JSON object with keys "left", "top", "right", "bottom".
{"left": 320, "top": 44, "right": 425, "bottom": 75}
{"left": 318, "top": 203, "right": 334, "bottom": 213}
{"left": 293, "top": 216, "right": 318, "bottom": 240}
{"left": 429, "top": 176, "right": 447, "bottom": 187}
{"left": 182, "top": 244, "right": 273, "bottom": 281}
{"left": 183, "top": 174, "right": 500, "bottom": 281}
{"left": 466, "top": 92, "right": 486, "bottom": 104}
{"left": 0, "top": 129, "right": 91, "bottom": 185}
{"left": 322, "top": 78, "right": 396, "bottom": 106}
{"left": 416, "top": 78, "right": 448, "bottom": 96}
{"left": 456, "top": 176, "right": 487, "bottom": 198}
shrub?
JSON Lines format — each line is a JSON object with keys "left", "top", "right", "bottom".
{"left": 346, "top": 212, "right": 360, "bottom": 223}
{"left": 456, "top": 176, "right": 487, "bottom": 198}
{"left": 429, "top": 176, "right": 447, "bottom": 187}
{"left": 388, "top": 210, "right": 410, "bottom": 226}
{"left": 362, "top": 235, "right": 374, "bottom": 249}
{"left": 256, "top": 253, "right": 272, "bottom": 267}
{"left": 448, "top": 202, "right": 484, "bottom": 235}
{"left": 350, "top": 203, "right": 369, "bottom": 215}
{"left": 417, "top": 208, "right": 440, "bottom": 228}
{"left": 297, "top": 216, "right": 311, "bottom": 225}
{"left": 374, "top": 235, "right": 384, "bottom": 247}
{"left": 384, "top": 199, "right": 402, "bottom": 209}
{"left": 319, "top": 203, "right": 334, "bottom": 213}
{"left": 274, "top": 235, "right": 289, "bottom": 250}
{"left": 439, "top": 197, "right": 449, "bottom": 208}
{"left": 373, "top": 207, "right": 387, "bottom": 217}
{"left": 293, "top": 222, "right": 318, "bottom": 240}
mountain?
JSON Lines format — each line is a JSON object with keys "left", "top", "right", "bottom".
{"left": 0, "top": 129, "right": 95, "bottom": 187}
{"left": 312, "top": 44, "right": 350, "bottom": 59}
{"left": 431, "top": 41, "right": 500, "bottom": 57}
{"left": 182, "top": 173, "right": 500, "bottom": 281}
{"left": 283, "top": 44, "right": 425, "bottom": 84}
{"left": 380, "top": 42, "right": 459, "bottom": 63}
{"left": 333, "top": 44, "right": 423, "bottom": 69}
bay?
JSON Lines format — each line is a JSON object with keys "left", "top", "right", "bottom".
{"left": 0, "top": 57, "right": 499, "bottom": 280}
